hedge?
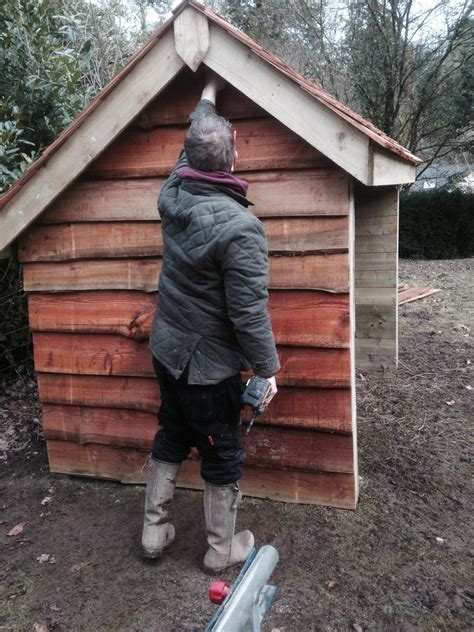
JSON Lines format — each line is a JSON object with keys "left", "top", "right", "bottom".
{"left": 399, "top": 189, "right": 474, "bottom": 259}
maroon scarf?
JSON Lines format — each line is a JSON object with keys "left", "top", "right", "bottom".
{"left": 175, "top": 166, "right": 249, "bottom": 197}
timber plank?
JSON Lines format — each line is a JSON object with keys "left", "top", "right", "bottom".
{"left": 87, "top": 118, "right": 331, "bottom": 179}
{"left": 23, "top": 253, "right": 349, "bottom": 292}
{"left": 43, "top": 404, "right": 157, "bottom": 449}
{"left": 18, "top": 217, "right": 348, "bottom": 262}
{"left": 269, "top": 290, "right": 349, "bottom": 347}
{"left": 355, "top": 234, "right": 397, "bottom": 254}
{"left": 28, "top": 289, "right": 350, "bottom": 348}
{"left": 45, "top": 440, "right": 357, "bottom": 507}
{"left": 38, "top": 373, "right": 161, "bottom": 413}
{"left": 38, "top": 374, "right": 352, "bottom": 432}
{"left": 41, "top": 179, "right": 164, "bottom": 224}
{"left": 19, "top": 222, "right": 163, "bottom": 262}
{"left": 355, "top": 304, "right": 396, "bottom": 340}
{"left": 42, "top": 404, "right": 353, "bottom": 473}
{"left": 39, "top": 170, "right": 349, "bottom": 224}
{"left": 136, "top": 70, "right": 267, "bottom": 127}
{"left": 33, "top": 333, "right": 351, "bottom": 387}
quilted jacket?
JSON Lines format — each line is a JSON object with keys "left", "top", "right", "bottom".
{"left": 149, "top": 99, "right": 280, "bottom": 385}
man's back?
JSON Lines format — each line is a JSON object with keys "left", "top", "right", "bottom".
{"left": 150, "top": 102, "right": 279, "bottom": 385}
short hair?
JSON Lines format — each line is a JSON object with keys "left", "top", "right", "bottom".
{"left": 184, "top": 114, "right": 234, "bottom": 172}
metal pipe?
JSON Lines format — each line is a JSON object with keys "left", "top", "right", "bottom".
{"left": 212, "top": 545, "right": 279, "bottom": 632}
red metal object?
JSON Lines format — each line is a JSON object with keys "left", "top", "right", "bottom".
{"left": 209, "top": 580, "right": 230, "bottom": 605}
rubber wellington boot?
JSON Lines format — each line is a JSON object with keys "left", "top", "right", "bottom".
{"left": 141, "top": 459, "right": 181, "bottom": 559}
{"left": 203, "top": 482, "right": 254, "bottom": 573}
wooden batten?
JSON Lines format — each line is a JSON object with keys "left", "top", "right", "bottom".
{"left": 38, "top": 373, "right": 352, "bottom": 433}
{"left": 33, "top": 332, "right": 351, "bottom": 388}
{"left": 23, "top": 253, "right": 349, "bottom": 293}
{"left": 46, "top": 440, "right": 357, "bottom": 508}
{"left": 39, "top": 170, "right": 349, "bottom": 224}
{"left": 28, "top": 290, "right": 350, "bottom": 348}
{"left": 42, "top": 404, "right": 353, "bottom": 473}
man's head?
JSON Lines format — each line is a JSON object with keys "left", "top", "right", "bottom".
{"left": 184, "top": 114, "right": 235, "bottom": 173}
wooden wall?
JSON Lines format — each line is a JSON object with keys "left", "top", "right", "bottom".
{"left": 354, "top": 183, "right": 399, "bottom": 372}
{"left": 19, "top": 69, "right": 358, "bottom": 508}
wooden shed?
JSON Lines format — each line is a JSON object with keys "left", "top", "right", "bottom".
{"left": 0, "top": 1, "right": 421, "bottom": 509}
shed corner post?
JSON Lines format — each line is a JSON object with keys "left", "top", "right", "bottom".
{"left": 353, "top": 180, "right": 399, "bottom": 374}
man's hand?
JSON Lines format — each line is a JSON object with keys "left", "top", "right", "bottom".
{"left": 201, "top": 70, "right": 226, "bottom": 105}
{"left": 263, "top": 376, "right": 277, "bottom": 406}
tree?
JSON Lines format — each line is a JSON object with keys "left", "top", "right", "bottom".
{"left": 0, "top": 0, "right": 172, "bottom": 193}
{"left": 211, "top": 0, "right": 473, "bottom": 169}
{"left": 342, "top": 0, "right": 473, "bottom": 168}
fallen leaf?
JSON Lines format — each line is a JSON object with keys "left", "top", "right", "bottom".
{"left": 37, "top": 554, "right": 50, "bottom": 563}
{"left": 327, "top": 580, "right": 337, "bottom": 589}
{"left": 37, "top": 553, "right": 56, "bottom": 564}
{"left": 7, "top": 522, "right": 25, "bottom": 537}
{"left": 445, "top": 400, "right": 455, "bottom": 406}
{"left": 436, "top": 537, "right": 445, "bottom": 544}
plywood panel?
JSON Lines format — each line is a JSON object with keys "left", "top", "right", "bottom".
{"left": 39, "top": 170, "right": 349, "bottom": 224}
{"left": 28, "top": 289, "right": 350, "bottom": 348}
{"left": 23, "top": 253, "right": 349, "bottom": 292}
{"left": 38, "top": 373, "right": 352, "bottom": 432}
{"left": 42, "top": 404, "right": 353, "bottom": 473}
{"left": 33, "top": 333, "right": 351, "bottom": 387}
{"left": 46, "top": 440, "right": 357, "bottom": 507}
{"left": 87, "top": 118, "right": 331, "bottom": 179}
{"left": 18, "top": 217, "right": 348, "bottom": 262}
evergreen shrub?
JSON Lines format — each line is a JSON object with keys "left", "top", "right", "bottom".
{"left": 399, "top": 189, "right": 474, "bottom": 259}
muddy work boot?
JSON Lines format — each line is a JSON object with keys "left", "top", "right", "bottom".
{"left": 203, "top": 482, "right": 254, "bottom": 573}
{"left": 141, "top": 459, "right": 180, "bottom": 559}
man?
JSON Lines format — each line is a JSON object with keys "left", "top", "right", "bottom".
{"left": 141, "top": 73, "right": 280, "bottom": 574}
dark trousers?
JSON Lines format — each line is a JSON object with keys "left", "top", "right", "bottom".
{"left": 151, "top": 357, "right": 245, "bottom": 485}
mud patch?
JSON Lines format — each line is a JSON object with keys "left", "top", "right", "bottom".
{"left": 0, "top": 259, "right": 472, "bottom": 631}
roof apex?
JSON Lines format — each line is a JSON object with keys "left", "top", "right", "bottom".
{"left": 0, "top": 1, "right": 421, "bottom": 250}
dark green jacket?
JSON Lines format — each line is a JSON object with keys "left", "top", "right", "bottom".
{"left": 150, "top": 100, "right": 280, "bottom": 385}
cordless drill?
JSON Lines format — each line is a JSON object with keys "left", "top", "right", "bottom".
{"left": 241, "top": 375, "right": 272, "bottom": 434}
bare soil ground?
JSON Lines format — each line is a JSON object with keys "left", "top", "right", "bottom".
{"left": 1, "top": 259, "right": 472, "bottom": 632}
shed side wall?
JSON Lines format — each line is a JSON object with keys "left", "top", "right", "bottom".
{"left": 354, "top": 182, "right": 399, "bottom": 371}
